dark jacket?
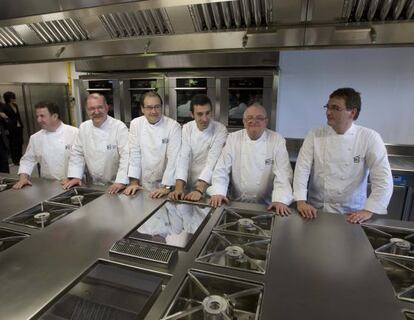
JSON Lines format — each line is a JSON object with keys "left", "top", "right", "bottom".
{"left": 1, "top": 102, "right": 23, "bottom": 132}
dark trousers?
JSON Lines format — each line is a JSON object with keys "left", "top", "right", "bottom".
{"left": 9, "top": 127, "right": 23, "bottom": 165}
{"left": 0, "top": 143, "right": 9, "bottom": 173}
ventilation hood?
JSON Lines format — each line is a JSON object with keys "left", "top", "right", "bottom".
{"left": 0, "top": 0, "right": 413, "bottom": 65}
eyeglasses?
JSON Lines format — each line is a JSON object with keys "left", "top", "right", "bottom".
{"left": 143, "top": 105, "right": 161, "bottom": 111}
{"left": 243, "top": 116, "right": 267, "bottom": 122}
{"left": 323, "top": 104, "right": 348, "bottom": 112}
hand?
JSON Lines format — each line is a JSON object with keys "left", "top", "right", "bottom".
{"left": 209, "top": 195, "right": 229, "bottom": 208}
{"left": 123, "top": 183, "right": 143, "bottom": 196}
{"left": 0, "top": 112, "right": 7, "bottom": 119}
{"left": 267, "top": 202, "right": 291, "bottom": 216}
{"left": 169, "top": 190, "right": 185, "bottom": 201}
{"left": 297, "top": 200, "right": 317, "bottom": 219}
{"left": 107, "top": 183, "right": 125, "bottom": 194}
{"left": 150, "top": 187, "right": 171, "bottom": 199}
{"left": 13, "top": 175, "right": 32, "bottom": 190}
{"left": 184, "top": 190, "right": 203, "bottom": 202}
{"left": 62, "top": 178, "right": 82, "bottom": 189}
{"left": 60, "top": 178, "right": 70, "bottom": 186}
{"left": 346, "top": 210, "right": 373, "bottom": 224}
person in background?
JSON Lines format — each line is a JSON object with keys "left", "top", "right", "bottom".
{"left": 124, "top": 91, "right": 181, "bottom": 198}
{"left": 13, "top": 101, "right": 78, "bottom": 189}
{"left": 169, "top": 94, "right": 227, "bottom": 202}
{"left": 0, "top": 102, "right": 10, "bottom": 173}
{"left": 62, "top": 93, "right": 129, "bottom": 194}
{"left": 2, "top": 91, "right": 23, "bottom": 165}
{"left": 208, "top": 101, "right": 294, "bottom": 215}
{"left": 293, "top": 88, "right": 393, "bottom": 224}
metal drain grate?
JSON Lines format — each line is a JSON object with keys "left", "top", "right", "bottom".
{"left": 110, "top": 238, "right": 177, "bottom": 266}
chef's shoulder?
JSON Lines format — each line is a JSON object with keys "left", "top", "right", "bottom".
{"left": 78, "top": 119, "right": 93, "bottom": 131}
{"left": 354, "top": 125, "right": 385, "bottom": 148}
{"left": 62, "top": 123, "right": 79, "bottom": 135}
{"left": 181, "top": 119, "right": 195, "bottom": 134}
{"left": 211, "top": 120, "right": 227, "bottom": 134}
{"left": 129, "top": 115, "right": 145, "bottom": 129}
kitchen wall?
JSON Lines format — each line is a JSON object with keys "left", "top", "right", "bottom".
{"left": 277, "top": 47, "right": 414, "bottom": 145}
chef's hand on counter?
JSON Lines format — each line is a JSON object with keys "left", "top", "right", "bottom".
{"left": 184, "top": 180, "right": 207, "bottom": 202}
{"left": 209, "top": 195, "right": 229, "bottom": 208}
{"left": 107, "top": 183, "right": 125, "bottom": 194}
{"left": 169, "top": 189, "right": 184, "bottom": 201}
{"left": 13, "top": 174, "right": 32, "bottom": 189}
{"left": 267, "top": 202, "right": 291, "bottom": 216}
{"left": 123, "top": 179, "right": 143, "bottom": 196}
{"left": 345, "top": 210, "right": 373, "bottom": 224}
{"left": 296, "top": 200, "right": 317, "bottom": 219}
{"left": 61, "top": 178, "right": 82, "bottom": 189}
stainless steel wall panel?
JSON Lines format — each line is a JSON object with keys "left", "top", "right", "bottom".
{"left": 307, "top": 0, "right": 346, "bottom": 22}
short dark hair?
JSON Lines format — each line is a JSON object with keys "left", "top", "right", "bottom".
{"left": 34, "top": 101, "right": 61, "bottom": 119}
{"left": 329, "top": 88, "right": 361, "bottom": 120}
{"left": 3, "top": 91, "right": 16, "bottom": 104}
{"left": 140, "top": 91, "right": 163, "bottom": 108}
{"left": 190, "top": 94, "right": 212, "bottom": 113}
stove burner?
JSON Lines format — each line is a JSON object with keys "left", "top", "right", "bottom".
{"left": 70, "top": 195, "right": 84, "bottom": 205}
{"left": 390, "top": 238, "right": 412, "bottom": 255}
{"left": 202, "top": 295, "right": 233, "bottom": 319}
{"left": 225, "top": 246, "right": 248, "bottom": 268}
{"left": 0, "top": 184, "right": 7, "bottom": 192}
{"left": 237, "top": 218, "right": 257, "bottom": 234}
{"left": 34, "top": 212, "right": 51, "bottom": 225}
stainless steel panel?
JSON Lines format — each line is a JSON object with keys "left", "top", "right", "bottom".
{"left": 307, "top": 0, "right": 345, "bottom": 22}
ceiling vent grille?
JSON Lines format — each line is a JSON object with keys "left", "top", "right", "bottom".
{"left": 343, "top": 0, "right": 414, "bottom": 22}
{"left": 0, "top": 26, "right": 24, "bottom": 48}
{"left": 99, "top": 8, "right": 173, "bottom": 38}
{"left": 188, "top": 0, "right": 272, "bottom": 31}
{"left": 29, "top": 18, "right": 88, "bottom": 43}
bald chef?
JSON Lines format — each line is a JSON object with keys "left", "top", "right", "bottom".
{"left": 209, "top": 101, "right": 293, "bottom": 216}
{"left": 169, "top": 94, "right": 227, "bottom": 202}
{"left": 124, "top": 91, "right": 181, "bottom": 198}
{"left": 13, "top": 101, "right": 78, "bottom": 189}
{"left": 62, "top": 93, "right": 129, "bottom": 194}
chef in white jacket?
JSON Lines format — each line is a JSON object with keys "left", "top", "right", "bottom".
{"left": 169, "top": 94, "right": 227, "bottom": 202}
{"left": 293, "top": 88, "right": 393, "bottom": 224}
{"left": 62, "top": 93, "right": 129, "bottom": 194}
{"left": 13, "top": 101, "right": 78, "bottom": 189}
{"left": 124, "top": 91, "right": 181, "bottom": 198}
{"left": 209, "top": 102, "right": 294, "bottom": 216}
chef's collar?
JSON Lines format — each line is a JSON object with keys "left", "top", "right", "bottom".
{"left": 98, "top": 115, "right": 112, "bottom": 130}
{"left": 146, "top": 115, "right": 163, "bottom": 127}
{"left": 245, "top": 128, "right": 267, "bottom": 142}
{"left": 196, "top": 119, "right": 213, "bottom": 133}
{"left": 328, "top": 123, "right": 356, "bottom": 136}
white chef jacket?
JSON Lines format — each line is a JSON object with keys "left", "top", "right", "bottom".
{"left": 18, "top": 123, "right": 78, "bottom": 180}
{"left": 67, "top": 116, "right": 129, "bottom": 185}
{"left": 293, "top": 124, "right": 393, "bottom": 214}
{"left": 128, "top": 116, "right": 181, "bottom": 190}
{"left": 209, "top": 129, "right": 293, "bottom": 205}
{"left": 175, "top": 120, "right": 227, "bottom": 189}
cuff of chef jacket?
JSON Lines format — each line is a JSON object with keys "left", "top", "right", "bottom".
{"left": 364, "top": 198, "right": 388, "bottom": 215}
{"left": 293, "top": 190, "right": 308, "bottom": 202}
{"left": 128, "top": 166, "right": 141, "bottom": 180}
{"left": 115, "top": 175, "right": 129, "bottom": 185}
{"left": 272, "top": 191, "right": 293, "bottom": 206}
{"left": 198, "top": 168, "right": 213, "bottom": 185}
{"left": 17, "top": 166, "right": 32, "bottom": 176}
{"left": 207, "top": 185, "right": 227, "bottom": 197}
{"left": 67, "top": 167, "right": 83, "bottom": 180}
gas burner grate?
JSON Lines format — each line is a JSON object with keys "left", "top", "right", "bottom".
{"left": 196, "top": 231, "right": 270, "bottom": 274}
{"left": 161, "top": 270, "right": 263, "bottom": 320}
{"left": 214, "top": 207, "right": 274, "bottom": 237}
{"left": 0, "top": 228, "right": 29, "bottom": 252}
{"left": 0, "top": 177, "right": 18, "bottom": 192}
{"left": 48, "top": 187, "right": 104, "bottom": 207}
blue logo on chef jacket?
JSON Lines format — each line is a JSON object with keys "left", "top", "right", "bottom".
{"left": 353, "top": 155, "right": 361, "bottom": 163}
{"left": 162, "top": 138, "right": 169, "bottom": 144}
{"left": 265, "top": 158, "right": 274, "bottom": 165}
{"left": 106, "top": 144, "right": 117, "bottom": 150}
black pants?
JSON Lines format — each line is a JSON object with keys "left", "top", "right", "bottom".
{"left": 0, "top": 142, "right": 9, "bottom": 173}
{"left": 9, "top": 127, "right": 23, "bottom": 165}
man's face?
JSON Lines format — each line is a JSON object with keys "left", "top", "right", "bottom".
{"left": 36, "top": 108, "right": 58, "bottom": 131}
{"left": 192, "top": 104, "right": 211, "bottom": 130}
{"left": 243, "top": 106, "right": 268, "bottom": 139}
{"left": 142, "top": 96, "right": 162, "bottom": 124}
{"left": 325, "top": 97, "right": 356, "bottom": 133}
{"left": 86, "top": 96, "right": 109, "bottom": 127}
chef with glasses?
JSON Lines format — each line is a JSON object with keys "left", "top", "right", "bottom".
{"left": 124, "top": 91, "right": 181, "bottom": 198}
{"left": 293, "top": 87, "right": 393, "bottom": 224}
{"left": 208, "top": 101, "right": 293, "bottom": 216}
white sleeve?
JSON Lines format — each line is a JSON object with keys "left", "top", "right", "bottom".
{"left": 17, "top": 136, "right": 37, "bottom": 176}
{"left": 162, "top": 122, "right": 182, "bottom": 186}
{"left": 128, "top": 120, "right": 142, "bottom": 179}
{"left": 67, "top": 129, "right": 85, "bottom": 179}
{"left": 209, "top": 135, "right": 233, "bottom": 196}
{"left": 198, "top": 124, "right": 228, "bottom": 184}
{"left": 364, "top": 132, "right": 393, "bottom": 214}
{"left": 271, "top": 137, "right": 294, "bottom": 205}
{"left": 175, "top": 124, "right": 191, "bottom": 183}
{"left": 114, "top": 123, "right": 130, "bottom": 184}
{"left": 293, "top": 131, "right": 314, "bottom": 201}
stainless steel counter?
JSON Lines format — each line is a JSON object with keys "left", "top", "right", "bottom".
{"left": 0, "top": 175, "right": 408, "bottom": 320}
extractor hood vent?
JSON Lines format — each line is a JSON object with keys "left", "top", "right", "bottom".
{"left": 28, "top": 18, "right": 88, "bottom": 43}
{"left": 99, "top": 9, "right": 174, "bottom": 38}
{"left": 188, "top": 0, "right": 272, "bottom": 31}
{"left": 0, "top": 26, "right": 24, "bottom": 47}
{"left": 343, "top": 0, "right": 414, "bottom": 22}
